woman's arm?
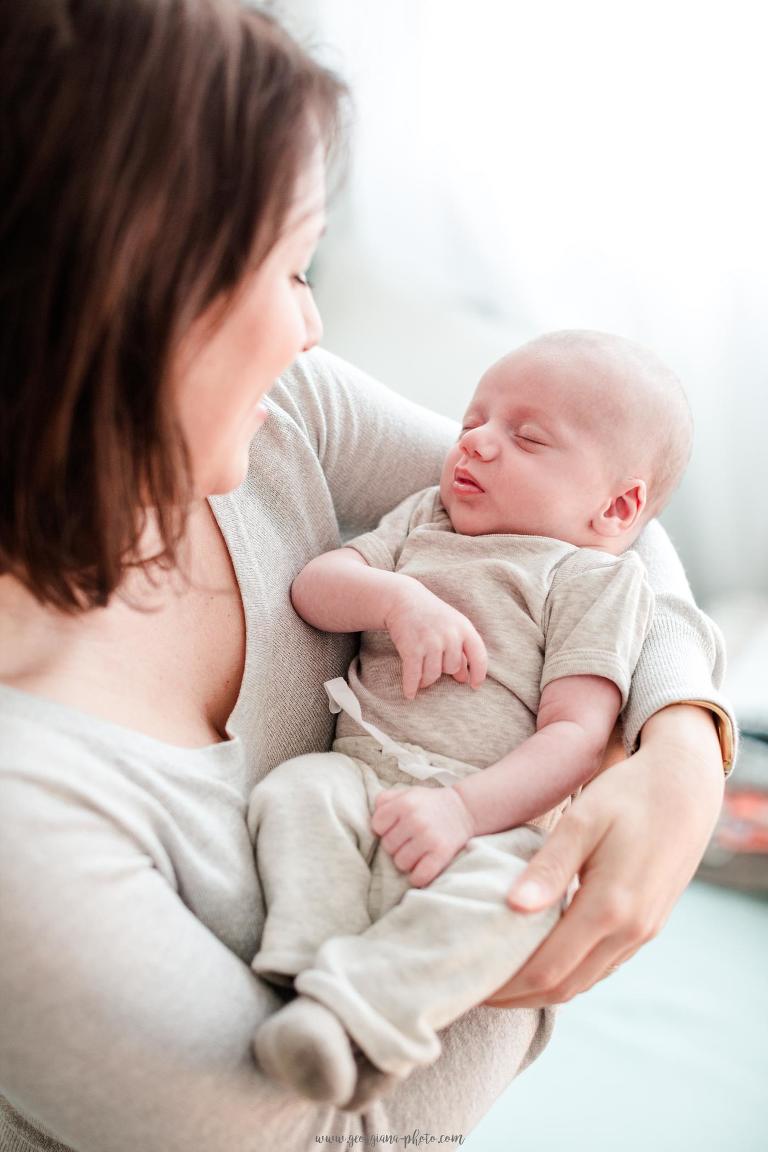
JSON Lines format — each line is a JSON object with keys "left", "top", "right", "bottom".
{"left": 277, "top": 348, "right": 457, "bottom": 538}
{"left": 624, "top": 519, "right": 734, "bottom": 768}
{"left": 486, "top": 703, "right": 724, "bottom": 1005}
{"left": 0, "top": 763, "right": 552, "bottom": 1150}
{"left": 0, "top": 771, "right": 360, "bottom": 1152}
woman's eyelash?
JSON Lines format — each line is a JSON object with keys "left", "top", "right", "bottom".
{"left": 294, "top": 271, "right": 312, "bottom": 288}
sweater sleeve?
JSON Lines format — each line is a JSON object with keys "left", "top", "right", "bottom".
{"left": 276, "top": 347, "right": 457, "bottom": 539}
{"left": 0, "top": 756, "right": 552, "bottom": 1152}
{"left": 625, "top": 520, "right": 736, "bottom": 771}
{"left": 0, "top": 766, "right": 360, "bottom": 1152}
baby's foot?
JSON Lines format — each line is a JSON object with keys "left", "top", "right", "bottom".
{"left": 253, "top": 996, "right": 357, "bottom": 1105}
{"left": 341, "top": 1048, "right": 401, "bottom": 1112}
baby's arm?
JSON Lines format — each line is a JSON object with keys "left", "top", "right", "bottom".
{"left": 372, "top": 674, "right": 621, "bottom": 888}
{"left": 455, "top": 674, "right": 621, "bottom": 832}
{"left": 292, "top": 548, "right": 487, "bottom": 698}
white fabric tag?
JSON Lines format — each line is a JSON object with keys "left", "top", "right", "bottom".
{"left": 324, "top": 677, "right": 468, "bottom": 786}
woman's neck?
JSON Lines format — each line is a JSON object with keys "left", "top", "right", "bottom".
{"left": 0, "top": 502, "right": 204, "bottom": 692}
{"left": 0, "top": 500, "right": 246, "bottom": 746}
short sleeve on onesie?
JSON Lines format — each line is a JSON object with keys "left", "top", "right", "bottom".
{"left": 344, "top": 488, "right": 442, "bottom": 572}
{"left": 541, "top": 549, "right": 654, "bottom": 709}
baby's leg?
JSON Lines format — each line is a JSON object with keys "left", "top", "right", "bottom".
{"left": 248, "top": 751, "right": 380, "bottom": 984}
{"left": 250, "top": 751, "right": 411, "bottom": 1105}
{"left": 253, "top": 812, "right": 412, "bottom": 1109}
{"left": 294, "top": 824, "right": 561, "bottom": 1079}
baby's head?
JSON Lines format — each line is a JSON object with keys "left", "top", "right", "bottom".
{"left": 439, "top": 330, "right": 692, "bottom": 552}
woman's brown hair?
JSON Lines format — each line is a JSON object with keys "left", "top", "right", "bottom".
{"left": 0, "top": 0, "right": 345, "bottom": 611}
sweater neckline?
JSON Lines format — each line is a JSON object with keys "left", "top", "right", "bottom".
{"left": 0, "top": 495, "right": 249, "bottom": 761}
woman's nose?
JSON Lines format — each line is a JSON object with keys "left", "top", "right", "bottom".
{"left": 301, "top": 288, "right": 323, "bottom": 352}
{"left": 460, "top": 426, "right": 497, "bottom": 460}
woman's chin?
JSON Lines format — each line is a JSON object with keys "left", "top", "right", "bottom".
{"left": 200, "top": 454, "right": 251, "bottom": 498}
{"left": 197, "top": 411, "right": 268, "bottom": 497}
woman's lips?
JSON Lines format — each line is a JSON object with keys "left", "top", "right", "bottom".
{"left": 453, "top": 468, "right": 484, "bottom": 493}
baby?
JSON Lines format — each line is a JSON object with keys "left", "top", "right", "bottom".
{"left": 248, "top": 329, "right": 693, "bottom": 1109}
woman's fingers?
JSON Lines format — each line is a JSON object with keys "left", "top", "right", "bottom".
{"left": 487, "top": 902, "right": 651, "bottom": 1008}
{"left": 487, "top": 931, "right": 629, "bottom": 1008}
{"left": 487, "top": 880, "right": 631, "bottom": 1005}
{"left": 577, "top": 940, "right": 645, "bottom": 995}
{"left": 486, "top": 713, "right": 725, "bottom": 1009}
{"left": 507, "top": 805, "right": 602, "bottom": 913}
{"left": 491, "top": 792, "right": 625, "bottom": 1004}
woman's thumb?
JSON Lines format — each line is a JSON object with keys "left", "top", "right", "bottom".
{"left": 507, "top": 815, "right": 589, "bottom": 911}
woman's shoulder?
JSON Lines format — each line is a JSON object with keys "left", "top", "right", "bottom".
{"left": 265, "top": 348, "right": 380, "bottom": 435}
{"left": 267, "top": 347, "right": 456, "bottom": 459}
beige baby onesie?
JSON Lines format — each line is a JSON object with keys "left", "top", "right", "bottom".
{"left": 249, "top": 486, "right": 653, "bottom": 1076}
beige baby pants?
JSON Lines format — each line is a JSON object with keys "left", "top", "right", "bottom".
{"left": 249, "top": 735, "right": 561, "bottom": 1077}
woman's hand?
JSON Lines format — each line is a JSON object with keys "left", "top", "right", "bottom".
{"left": 486, "top": 704, "right": 725, "bottom": 1007}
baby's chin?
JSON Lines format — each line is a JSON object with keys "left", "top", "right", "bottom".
{"left": 443, "top": 501, "right": 504, "bottom": 537}
{"left": 442, "top": 484, "right": 562, "bottom": 538}
{"left": 447, "top": 503, "right": 584, "bottom": 542}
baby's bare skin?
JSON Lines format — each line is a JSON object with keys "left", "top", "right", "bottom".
{"left": 293, "top": 330, "right": 693, "bottom": 887}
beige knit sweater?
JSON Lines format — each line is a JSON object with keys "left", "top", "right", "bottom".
{"left": 0, "top": 349, "right": 733, "bottom": 1152}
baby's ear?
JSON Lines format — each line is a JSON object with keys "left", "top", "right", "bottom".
{"left": 592, "top": 479, "right": 647, "bottom": 539}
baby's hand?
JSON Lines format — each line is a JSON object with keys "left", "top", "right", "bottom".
{"left": 371, "top": 786, "right": 475, "bottom": 887}
{"left": 383, "top": 578, "right": 487, "bottom": 700}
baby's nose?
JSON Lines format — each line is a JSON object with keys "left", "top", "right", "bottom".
{"left": 460, "top": 427, "right": 497, "bottom": 460}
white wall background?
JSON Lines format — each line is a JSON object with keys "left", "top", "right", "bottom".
{"left": 276, "top": 0, "right": 768, "bottom": 604}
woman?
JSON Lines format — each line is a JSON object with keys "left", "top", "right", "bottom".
{"left": 0, "top": 2, "right": 732, "bottom": 1150}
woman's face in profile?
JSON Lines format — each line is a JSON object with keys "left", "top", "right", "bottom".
{"left": 172, "top": 150, "right": 327, "bottom": 498}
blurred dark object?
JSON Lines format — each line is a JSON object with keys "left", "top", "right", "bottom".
{"left": 697, "top": 735, "right": 768, "bottom": 893}
{"left": 696, "top": 595, "right": 768, "bottom": 893}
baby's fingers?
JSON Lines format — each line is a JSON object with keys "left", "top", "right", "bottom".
{"left": 409, "top": 852, "right": 443, "bottom": 888}
{"left": 401, "top": 653, "right": 424, "bottom": 701}
{"left": 441, "top": 633, "right": 464, "bottom": 678}
{"left": 451, "top": 653, "right": 470, "bottom": 685}
{"left": 419, "top": 646, "right": 444, "bottom": 691}
{"left": 371, "top": 793, "right": 402, "bottom": 836}
{"left": 374, "top": 788, "right": 400, "bottom": 807}
{"left": 463, "top": 629, "right": 488, "bottom": 689}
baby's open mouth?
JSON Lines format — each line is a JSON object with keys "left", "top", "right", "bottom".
{"left": 453, "top": 468, "right": 484, "bottom": 493}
